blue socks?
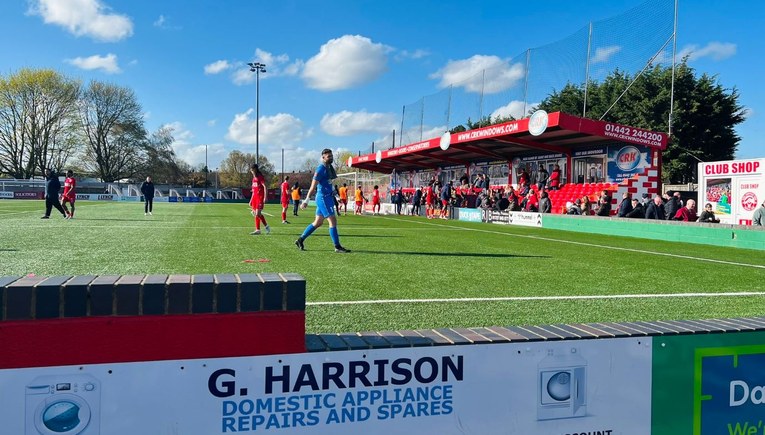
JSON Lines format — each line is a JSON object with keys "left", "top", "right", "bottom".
{"left": 329, "top": 227, "right": 340, "bottom": 246}
{"left": 300, "top": 224, "right": 317, "bottom": 240}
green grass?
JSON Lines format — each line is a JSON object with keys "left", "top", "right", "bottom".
{"left": 1, "top": 200, "right": 764, "bottom": 333}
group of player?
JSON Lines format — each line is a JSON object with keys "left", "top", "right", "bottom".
{"left": 41, "top": 168, "right": 76, "bottom": 219}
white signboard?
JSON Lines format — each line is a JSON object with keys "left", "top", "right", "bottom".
{"left": 0, "top": 338, "right": 652, "bottom": 434}
{"left": 698, "top": 159, "right": 765, "bottom": 225}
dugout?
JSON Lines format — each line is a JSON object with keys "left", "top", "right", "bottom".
{"left": 349, "top": 111, "right": 668, "bottom": 198}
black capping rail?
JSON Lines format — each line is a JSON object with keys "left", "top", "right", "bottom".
{"left": 304, "top": 318, "right": 765, "bottom": 352}
{"left": 0, "top": 274, "right": 305, "bottom": 321}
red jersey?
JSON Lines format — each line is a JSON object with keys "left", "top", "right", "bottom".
{"left": 62, "top": 177, "right": 76, "bottom": 198}
{"left": 280, "top": 181, "right": 290, "bottom": 202}
{"left": 372, "top": 189, "right": 380, "bottom": 204}
{"left": 251, "top": 174, "right": 266, "bottom": 202}
{"left": 426, "top": 186, "right": 434, "bottom": 201}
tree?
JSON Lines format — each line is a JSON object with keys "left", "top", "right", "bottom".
{"left": 335, "top": 150, "right": 354, "bottom": 173}
{"left": 0, "top": 69, "right": 80, "bottom": 178}
{"left": 218, "top": 151, "right": 275, "bottom": 188}
{"left": 536, "top": 61, "right": 744, "bottom": 183}
{"left": 79, "top": 80, "right": 147, "bottom": 181}
{"left": 140, "top": 126, "right": 185, "bottom": 184}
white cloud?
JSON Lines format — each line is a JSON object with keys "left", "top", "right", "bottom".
{"left": 490, "top": 100, "right": 537, "bottom": 120}
{"left": 153, "top": 14, "right": 181, "bottom": 30}
{"left": 29, "top": 0, "right": 133, "bottom": 42}
{"left": 204, "top": 60, "right": 232, "bottom": 75}
{"left": 153, "top": 15, "right": 165, "bottom": 27}
{"left": 679, "top": 42, "right": 736, "bottom": 62}
{"left": 302, "top": 35, "right": 391, "bottom": 91}
{"left": 65, "top": 53, "right": 121, "bottom": 74}
{"left": 320, "top": 110, "right": 398, "bottom": 136}
{"left": 229, "top": 49, "right": 303, "bottom": 85}
{"left": 207, "top": 119, "right": 217, "bottom": 127}
{"left": 430, "top": 55, "right": 525, "bottom": 94}
{"left": 591, "top": 46, "right": 621, "bottom": 64}
{"left": 226, "top": 110, "right": 313, "bottom": 147}
{"left": 741, "top": 107, "right": 754, "bottom": 120}
{"left": 162, "top": 121, "right": 225, "bottom": 168}
{"left": 395, "top": 49, "right": 430, "bottom": 61}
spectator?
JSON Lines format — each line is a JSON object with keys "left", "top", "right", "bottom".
{"left": 459, "top": 172, "right": 469, "bottom": 187}
{"left": 548, "top": 164, "right": 561, "bottom": 190}
{"left": 698, "top": 203, "right": 720, "bottom": 223}
{"left": 395, "top": 187, "right": 405, "bottom": 215}
{"left": 663, "top": 191, "right": 681, "bottom": 221}
{"left": 626, "top": 198, "right": 645, "bottom": 218}
{"left": 752, "top": 199, "right": 765, "bottom": 226}
{"left": 645, "top": 195, "right": 666, "bottom": 220}
{"left": 595, "top": 190, "right": 612, "bottom": 216}
{"left": 580, "top": 196, "right": 592, "bottom": 215}
{"left": 411, "top": 187, "right": 423, "bottom": 216}
{"left": 617, "top": 192, "right": 633, "bottom": 217}
{"left": 536, "top": 166, "right": 549, "bottom": 191}
{"left": 641, "top": 193, "right": 651, "bottom": 208}
{"left": 566, "top": 201, "right": 581, "bottom": 215}
{"left": 506, "top": 188, "right": 520, "bottom": 211}
{"left": 518, "top": 168, "right": 530, "bottom": 190}
{"left": 495, "top": 192, "right": 510, "bottom": 211}
{"left": 521, "top": 190, "right": 539, "bottom": 212}
{"left": 140, "top": 175, "right": 155, "bottom": 216}
{"left": 538, "top": 191, "right": 551, "bottom": 213}
{"left": 673, "top": 199, "right": 698, "bottom": 221}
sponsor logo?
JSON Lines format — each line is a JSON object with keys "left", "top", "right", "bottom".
{"left": 615, "top": 146, "right": 641, "bottom": 172}
{"left": 528, "top": 110, "right": 548, "bottom": 136}
{"left": 14, "top": 191, "right": 40, "bottom": 199}
{"left": 0, "top": 191, "right": 13, "bottom": 199}
{"left": 742, "top": 192, "right": 758, "bottom": 211}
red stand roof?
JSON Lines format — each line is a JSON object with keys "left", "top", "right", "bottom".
{"left": 349, "top": 112, "right": 668, "bottom": 173}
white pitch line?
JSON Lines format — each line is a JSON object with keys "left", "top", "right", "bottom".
{"left": 308, "top": 291, "right": 765, "bottom": 306}
{"left": 381, "top": 216, "right": 765, "bottom": 270}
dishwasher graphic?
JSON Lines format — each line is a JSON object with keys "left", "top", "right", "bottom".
{"left": 537, "top": 347, "right": 587, "bottom": 420}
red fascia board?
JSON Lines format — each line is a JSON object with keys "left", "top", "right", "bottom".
{"left": 493, "top": 137, "right": 571, "bottom": 155}
{"left": 557, "top": 113, "right": 668, "bottom": 150}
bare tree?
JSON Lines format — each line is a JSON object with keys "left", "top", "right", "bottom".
{"left": 0, "top": 69, "right": 80, "bottom": 178}
{"left": 79, "top": 81, "right": 147, "bottom": 181}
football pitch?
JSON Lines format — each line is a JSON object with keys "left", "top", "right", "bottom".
{"left": 1, "top": 200, "right": 764, "bottom": 333}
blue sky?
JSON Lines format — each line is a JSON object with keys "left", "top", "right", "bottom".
{"left": 1, "top": 0, "right": 761, "bottom": 172}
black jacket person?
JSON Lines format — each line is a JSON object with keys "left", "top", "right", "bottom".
{"left": 42, "top": 168, "right": 67, "bottom": 219}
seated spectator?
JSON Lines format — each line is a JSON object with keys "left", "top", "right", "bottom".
{"left": 753, "top": 200, "right": 765, "bottom": 226}
{"left": 645, "top": 195, "right": 666, "bottom": 220}
{"left": 663, "top": 191, "right": 681, "bottom": 221}
{"left": 617, "top": 192, "right": 633, "bottom": 217}
{"left": 626, "top": 198, "right": 645, "bottom": 218}
{"left": 595, "top": 189, "right": 612, "bottom": 216}
{"left": 520, "top": 191, "right": 538, "bottom": 212}
{"left": 674, "top": 199, "right": 698, "bottom": 221}
{"left": 566, "top": 201, "right": 581, "bottom": 215}
{"left": 538, "top": 191, "right": 551, "bottom": 213}
{"left": 580, "top": 196, "right": 592, "bottom": 215}
{"left": 698, "top": 203, "right": 720, "bottom": 223}
{"left": 495, "top": 192, "right": 510, "bottom": 211}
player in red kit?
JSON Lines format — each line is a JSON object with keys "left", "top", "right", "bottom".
{"left": 425, "top": 180, "right": 435, "bottom": 219}
{"left": 249, "top": 164, "right": 270, "bottom": 235}
{"left": 280, "top": 175, "right": 291, "bottom": 224}
{"left": 371, "top": 185, "right": 381, "bottom": 215}
{"left": 61, "top": 170, "right": 76, "bottom": 219}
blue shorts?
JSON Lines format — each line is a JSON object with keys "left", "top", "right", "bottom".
{"left": 316, "top": 194, "right": 336, "bottom": 218}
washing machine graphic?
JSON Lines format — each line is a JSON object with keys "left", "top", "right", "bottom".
{"left": 25, "top": 375, "right": 100, "bottom": 435}
{"left": 537, "top": 347, "right": 587, "bottom": 421}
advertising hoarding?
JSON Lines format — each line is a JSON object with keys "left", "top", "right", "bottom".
{"left": 1, "top": 339, "right": 652, "bottom": 434}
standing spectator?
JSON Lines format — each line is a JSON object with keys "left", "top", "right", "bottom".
{"left": 698, "top": 203, "right": 720, "bottom": 223}
{"left": 411, "top": 187, "right": 423, "bottom": 216}
{"left": 295, "top": 148, "right": 350, "bottom": 253}
{"left": 596, "top": 190, "right": 612, "bottom": 216}
{"left": 439, "top": 181, "right": 452, "bottom": 219}
{"left": 140, "top": 176, "right": 155, "bottom": 216}
{"left": 645, "top": 195, "right": 666, "bottom": 220}
{"left": 673, "top": 199, "right": 698, "bottom": 221}
{"left": 626, "top": 198, "right": 645, "bottom": 218}
{"left": 663, "top": 191, "right": 681, "bottom": 221}
{"left": 752, "top": 200, "right": 765, "bottom": 226}
{"left": 548, "top": 164, "right": 562, "bottom": 190}
{"left": 395, "top": 187, "right": 405, "bottom": 215}
{"left": 459, "top": 172, "right": 469, "bottom": 187}
{"left": 536, "top": 166, "right": 549, "bottom": 191}
{"left": 617, "top": 192, "right": 633, "bottom": 217}
{"left": 538, "top": 191, "right": 551, "bottom": 213}
{"left": 518, "top": 169, "right": 530, "bottom": 191}
{"left": 641, "top": 193, "right": 651, "bottom": 208}
{"left": 249, "top": 164, "right": 270, "bottom": 235}
{"left": 354, "top": 185, "right": 366, "bottom": 215}
{"left": 291, "top": 182, "right": 301, "bottom": 217}
{"left": 280, "top": 176, "right": 291, "bottom": 224}
{"left": 61, "top": 170, "right": 77, "bottom": 219}
{"left": 41, "top": 168, "right": 67, "bottom": 219}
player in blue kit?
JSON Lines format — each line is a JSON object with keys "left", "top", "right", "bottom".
{"left": 295, "top": 149, "right": 351, "bottom": 253}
